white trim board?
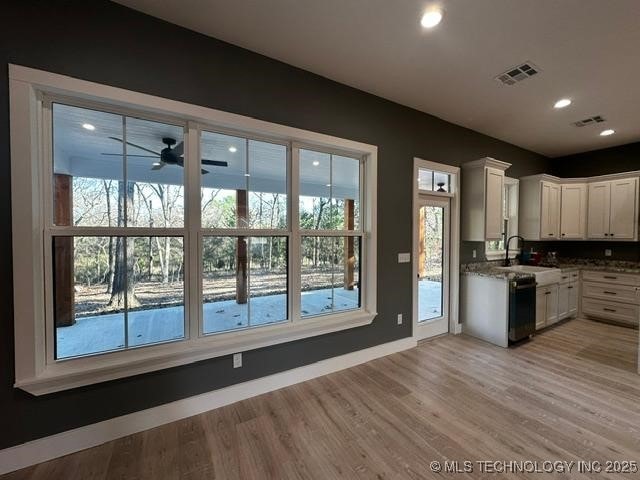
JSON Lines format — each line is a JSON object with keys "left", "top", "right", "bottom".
{"left": 0, "top": 337, "right": 416, "bottom": 475}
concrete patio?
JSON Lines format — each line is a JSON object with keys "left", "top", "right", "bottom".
{"left": 56, "top": 281, "right": 442, "bottom": 358}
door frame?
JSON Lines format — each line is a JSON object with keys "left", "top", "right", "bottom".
{"left": 412, "top": 158, "right": 460, "bottom": 340}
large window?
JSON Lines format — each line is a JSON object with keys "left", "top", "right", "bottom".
{"left": 9, "top": 66, "right": 377, "bottom": 394}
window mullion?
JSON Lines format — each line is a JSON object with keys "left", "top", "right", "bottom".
{"left": 186, "top": 122, "right": 201, "bottom": 340}
{"left": 290, "top": 145, "right": 301, "bottom": 322}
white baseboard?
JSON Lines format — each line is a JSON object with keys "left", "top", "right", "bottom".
{"left": 0, "top": 337, "right": 416, "bottom": 475}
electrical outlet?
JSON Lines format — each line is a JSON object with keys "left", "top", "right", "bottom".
{"left": 472, "top": 249, "right": 477, "bottom": 258}
{"left": 398, "top": 253, "right": 411, "bottom": 263}
{"left": 397, "top": 313, "right": 403, "bottom": 325}
{"left": 605, "top": 249, "right": 612, "bottom": 257}
{"left": 233, "top": 353, "right": 242, "bottom": 368}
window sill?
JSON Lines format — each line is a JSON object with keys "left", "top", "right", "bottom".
{"left": 485, "top": 251, "right": 518, "bottom": 261}
{"left": 16, "top": 310, "right": 377, "bottom": 396}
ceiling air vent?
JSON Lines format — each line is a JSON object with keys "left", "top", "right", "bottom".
{"left": 572, "top": 115, "right": 606, "bottom": 127}
{"left": 495, "top": 62, "right": 540, "bottom": 86}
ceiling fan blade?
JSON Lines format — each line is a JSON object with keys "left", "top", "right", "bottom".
{"left": 173, "top": 141, "right": 184, "bottom": 156}
{"left": 201, "top": 159, "right": 229, "bottom": 167}
{"left": 201, "top": 168, "right": 209, "bottom": 175}
{"left": 151, "top": 162, "right": 165, "bottom": 171}
{"left": 101, "top": 153, "right": 159, "bottom": 158}
{"left": 109, "top": 137, "right": 160, "bottom": 156}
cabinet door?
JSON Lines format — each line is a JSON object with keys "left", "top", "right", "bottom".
{"left": 558, "top": 283, "right": 570, "bottom": 319}
{"left": 484, "top": 167, "right": 504, "bottom": 240}
{"left": 535, "top": 288, "right": 547, "bottom": 330}
{"left": 587, "top": 181, "right": 611, "bottom": 239}
{"left": 545, "top": 285, "right": 559, "bottom": 325}
{"left": 568, "top": 282, "right": 578, "bottom": 316}
{"left": 609, "top": 178, "right": 638, "bottom": 240}
{"left": 540, "top": 182, "right": 560, "bottom": 239}
{"left": 560, "top": 184, "right": 586, "bottom": 239}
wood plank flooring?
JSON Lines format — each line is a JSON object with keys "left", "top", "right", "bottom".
{"left": 4, "top": 318, "right": 639, "bottom": 479}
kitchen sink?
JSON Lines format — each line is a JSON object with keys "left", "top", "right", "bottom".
{"left": 495, "top": 265, "right": 562, "bottom": 286}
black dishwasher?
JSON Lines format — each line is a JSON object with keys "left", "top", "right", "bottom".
{"left": 508, "top": 276, "right": 536, "bottom": 343}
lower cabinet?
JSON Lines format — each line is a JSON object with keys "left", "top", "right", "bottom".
{"left": 581, "top": 270, "right": 640, "bottom": 327}
{"left": 536, "top": 284, "right": 559, "bottom": 330}
{"left": 558, "top": 271, "right": 579, "bottom": 321}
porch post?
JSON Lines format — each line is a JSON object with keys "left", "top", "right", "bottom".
{"left": 236, "top": 189, "right": 248, "bottom": 304}
{"left": 54, "top": 174, "right": 75, "bottom": 327}
{"left": 343, "top": 199, "right": 355, "bottom": 290}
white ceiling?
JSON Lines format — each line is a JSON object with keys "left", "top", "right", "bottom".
{"left": 114, "top": 0, "right": 640, "bottom": 157}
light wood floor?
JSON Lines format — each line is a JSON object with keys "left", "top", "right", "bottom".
{"left": 4, "top": 318, "right": 639, "bottom": 480}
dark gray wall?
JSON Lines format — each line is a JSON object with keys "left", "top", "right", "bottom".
{"left": 0, "top": 1, "right": 551, "bottom": 449}
{"left": 552, "top": 141, "right": 640, "bottom": 178}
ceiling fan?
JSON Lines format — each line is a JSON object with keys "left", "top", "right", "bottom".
{"left": 103, "top": 137, "right": 228, "bottom": 174}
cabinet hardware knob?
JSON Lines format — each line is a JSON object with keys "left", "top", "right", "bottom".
{"left": 568, "top": 286, "right": 573, "bottom": 289}
{"left": 603, "top": 276, "right": 617, "bottom": 279}
{"left": 545, "top": 291, "right": 551, "bottom": 295}
{"left": 603, "top": 291, "right": 617, "bottom": 295}
{"left": 603, "top": 308, "right": 616, "bottom": 312}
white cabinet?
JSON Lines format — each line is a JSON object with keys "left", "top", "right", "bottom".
{"left": 536, "top": 284, "right": 559, "bottom": 330}
{"left": 545, "top": 285, "right": 559, "bottom": 325}
{"left": 485, "top": 167, "right": 505, "bottom": 240}
{"left": 540, "top": 182, "right": 561, "bottom": 239}
{"left": 560, "top": 184, "right": 587, "bottom": 239}
{"left": 535, "top": 288, "right": 547, "bottom": 330}
{"left": 610, "top": 178, "right": 638, "bottom": 239}
{"left": 558, "top": 270, "right": 579, "bottom": 321}
{"left": 581, "top": 270, "right": 640, "bottom": 327}
{"left": 521, "top": 173, "right": 638, "bottom": 242}
{"left": 461, "top": 158, "right": 511, "bottom": 241}
{"left": 587, "top": 178, "right": 638, "bottom": 240}
{"left": 518, "top": 175, "right": 560, "bottom": 240}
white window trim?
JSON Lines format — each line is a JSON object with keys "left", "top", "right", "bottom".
{"left": 485, "top": 177, "right": 519, "bottom": 260}
{"left": 9, "top": 64, "right": 377, "bottom": 396}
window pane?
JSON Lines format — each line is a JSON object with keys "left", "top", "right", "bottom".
{"left": 300, "top": 149, "right": 360, "bottom": 230}
{"left": 53, "top": 103, "right": 123, "bottom": 227}
{"left": 54, "top": 236, "right": 125, "bottom": 358}
{"left": 203, "top": 236, "right": 288, "bottom": 334}
{"left": 126, "top": 117, "right": 185, "bottom": 228}
{"left": 201, "top": 132, "right": 288, "bottom": 229}
{"left": 127, "top": 237, "right": 185, "bottom": 347}
{"left": 300, "top": 236, "right": 361, "bottom": 317}
{"left": 54, "top": 236, "right": 185, "bottom": 359}
{"left": 248, "top": 140, "right": 288, "bottom": 229}
{"left": 433, "top": 171, "right": 450, "bottom": 193}
{"left": 417, "top": 168, "right": 434, "bottom": 191}
{"left": 418, "top": 206, "right": 444, "bottom": 322}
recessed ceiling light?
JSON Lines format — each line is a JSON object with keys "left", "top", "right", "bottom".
{"left": 553, "top": 98, "right": 572, "bottom": 109}
{"left": 152, "top": 162, "right": 162, "bottom": 167}
{"left": 228, "top": 146, "right": 237, "bottom": 153}
{"left": 420, "top": 9, "right": 443, "bottom": 28}
{"left": 600, "top": 129, "right": 615, "bottom": 136}
{"left": 82, "top": 123, "right": 95, "bottom": 131}
{"left": 312, "top": 160, "right": 320, "bottom": 166}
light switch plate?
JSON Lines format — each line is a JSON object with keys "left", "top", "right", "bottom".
{"left": 397, "top": 314, "right": 403, "bottom": 325}
{"left": 398, "top": 253, "right": 411, "bottom": 263}
{"left": 233, "top": 353, "right": 242, "bottom": 368}
{"left": 605, "top": 249, "right": 612, "bottom": 257}
{"left": 472, "top": 249, "right": 477, "bottom": 258}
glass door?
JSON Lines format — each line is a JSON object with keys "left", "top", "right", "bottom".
{"left": 415, "top": 196, "right": 450, "bottom": 339}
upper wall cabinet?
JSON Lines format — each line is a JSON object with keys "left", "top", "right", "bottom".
{"left": 519, "top": 175, "right": 563, "bottom": 240}
{"left": 587, "top": 178, "right": 638, "bottom": 240}
{"left": 461, "top": 158, "right": 511, "bottom": 241}
{"left": 521, "top": 172, "right": 638, "bottom": 242}
{"left": 560, "top": 184, "right": 587, "bottom": 239}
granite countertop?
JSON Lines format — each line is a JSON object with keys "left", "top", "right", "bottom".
{"left": 540, "top": 258, "right": 640, "bottom": 275}
{"left": 460, "top": 262, "right": 535, "bottom": 281}
{"left": 461, "top": 258, "right": 640, "bottom": 280}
